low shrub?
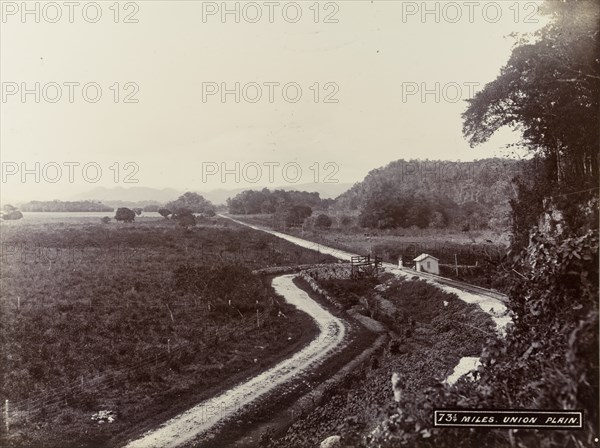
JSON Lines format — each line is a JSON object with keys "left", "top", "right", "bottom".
{"left": 318, "top": 277, "right": 379, "bottom": 309}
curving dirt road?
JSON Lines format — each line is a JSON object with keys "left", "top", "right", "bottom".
{"left": 124, "top": 217, "right": 509, "bottom": 447}
{"left": 222, "top": 215, "right": 510, "bottom": 331}
{"left": 223, "top": 215, "right": 511, "bottom": 385}
{"left": 123, "top": 274, "right": 346, "bottom": 448}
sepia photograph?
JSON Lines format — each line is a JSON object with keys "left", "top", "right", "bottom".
{"left": 0, "top": 1, "right": 598, "bottom": 447}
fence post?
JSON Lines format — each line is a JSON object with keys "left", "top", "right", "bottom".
{"left": 4, "top": 399, "right": 9, "bottom": 433}
{"left": 454, "top": 254, "right": 459, "bottom": 276}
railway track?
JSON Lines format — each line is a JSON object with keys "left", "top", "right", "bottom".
{"left": 387, "top": 264, "right": 509, "bottom": 304}
{"left": 221, "top": 214, "right": 509, "bottom": 306}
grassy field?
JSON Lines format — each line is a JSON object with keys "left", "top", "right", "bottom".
{"left": 0, "top": 216, "right": 336, "bottom": 447}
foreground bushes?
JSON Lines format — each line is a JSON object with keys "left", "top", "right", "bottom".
{"left": 362, "top": 228, "right": 599, "bottom": 447}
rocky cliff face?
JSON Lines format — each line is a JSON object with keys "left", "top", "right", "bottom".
{"left": 538, "top": 198, "right": 565, "bottom": 236}
{"left": 537, "top": 196, "right": 598, "bottom": 238}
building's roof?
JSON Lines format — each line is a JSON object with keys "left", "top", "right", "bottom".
{"left": 413, "top": 253, "right": 439, "bottom": 262}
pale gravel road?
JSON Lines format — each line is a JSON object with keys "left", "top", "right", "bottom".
{"left": 123, "top": 274, "right": 346, "bottom": 448}
{"left": 223, "top": 215, "right": 511, "bottom": 385}
{"left": 125, "top": 217, "right": 510, "bottom": 447}
{"left": 222, "top": 215, "right": 509, "bottom": 331}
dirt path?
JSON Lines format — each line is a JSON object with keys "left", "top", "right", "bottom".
{"left": 122, "top": 275, "right": 346, "bottom": 448}
{"left": 218, "top": 216, "right": 513, "bottom": 432}
{"left": 221, "top": 215, "right": 509, "bottom": 330}
{"left": 221, "top": 215, "right": 357, "bottom": 261}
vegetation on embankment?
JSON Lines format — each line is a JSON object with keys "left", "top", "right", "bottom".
{"left": 268, "top": 227, "right": 598, "bottom": 448}
{"left": 268, "top": 274, "right": 495, "bottom": 447}
{"left": 0, "top": 217, "right": 336, "bottom": 447}
{"left": 354, "top": 229, "right": 599, "bottom": 448}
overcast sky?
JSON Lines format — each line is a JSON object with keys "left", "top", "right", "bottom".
{"left": 0, "top": 1, "right": 547, "bottom": 203}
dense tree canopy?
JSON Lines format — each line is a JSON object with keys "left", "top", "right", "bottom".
{"left": 463, "top": 0, "right": 599, "bottom": 247}
{"left": 173, "top": 208, "right": 197, "bottom": 229}
{"left": 1, "top": 204, "right": 23, "bottom": 220}
{"left": 315, "top": 214, "right": 333, "bottom": 229}
{"left": 166, "top": 192, "right": 215, "bottom": 215}
{"left": 334, "top": 158, "right": 522, "bottom": 230}
{"left": 227, "top": 188, "right": 328, "bottom": 215}
{"left": 114, "top": 207, "right": 136, "bottom": 223}
{"left": 281, "top": 204, "right": 313, "bottom": 227}
{"left": 463, "top": 0, "right": 599, "bottom": 189}
{"left": 158, "top": 208, "right": 172, "bottom": 218}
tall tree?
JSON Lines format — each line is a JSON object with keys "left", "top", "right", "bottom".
{"left": 166, "top": 192, "right": 215, "bottom": 214}
{"left": 463, "top": 0, "right": 599, "bottom": 245}
{"left": 463, "top": 0, "right": 599, "bottom": 184}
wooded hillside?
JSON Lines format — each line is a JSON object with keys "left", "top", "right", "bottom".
{"left": 333, "top": 158, "right": 525, "bottom": 231}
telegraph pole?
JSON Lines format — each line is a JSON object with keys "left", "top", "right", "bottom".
{"left": 454, "top": 254, "right": 459, "bottom": 276}
{"left": 4, "top": 399, "right": 9, "bottom": 433}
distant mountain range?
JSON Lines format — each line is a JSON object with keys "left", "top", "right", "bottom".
{"left": 69, "top": 183, "right": 353, "bottom": 206}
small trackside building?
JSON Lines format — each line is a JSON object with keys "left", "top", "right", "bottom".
{"left": 413, "top": 253, "right": 439, "bottom": 275}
